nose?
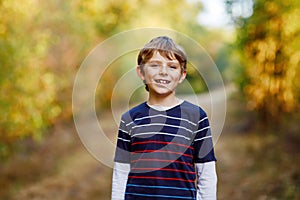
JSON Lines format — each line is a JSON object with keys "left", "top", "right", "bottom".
{"left": 159, "top": 65, "right": 168, "bottom": 76}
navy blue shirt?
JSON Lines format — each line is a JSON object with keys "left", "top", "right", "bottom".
{"left": 114, "top": 101, "right": 216, "bottom": 200}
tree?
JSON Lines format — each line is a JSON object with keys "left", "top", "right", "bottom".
{"left": 227, "top": 0, "right": 300, "bottom": 124}
{"left": 0, "top": 0, "right": 226, "bottom": 158}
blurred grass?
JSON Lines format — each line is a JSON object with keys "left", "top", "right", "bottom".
{"left": 0, "top": 122, "right": 78, "bottom": 199}
{"left": 217, "top": 92, "right": 300, "bottom": 200}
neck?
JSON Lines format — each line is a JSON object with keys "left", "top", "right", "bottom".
{"left": 147, "top": 91, "right": 179, "bottom": 107}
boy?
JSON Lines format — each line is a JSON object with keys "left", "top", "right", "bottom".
{"left": 112, "top": 36, "right": 217, "bottom": 200}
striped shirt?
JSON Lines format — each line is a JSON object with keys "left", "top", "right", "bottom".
{"left": 114, "top": 101, "right": 216, "bottom": 200}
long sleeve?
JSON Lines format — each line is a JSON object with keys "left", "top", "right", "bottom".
{"left": 111, "top": 162, "right": 130, "bottom": 200}
{"left": 196, "top": 161, "right": 217, "bottom": 200}
{"left": 114, "top": 115, "right": 131, "bottom": 163}
{"left": 112, "top": 114, "right": 131, "bottom": 200}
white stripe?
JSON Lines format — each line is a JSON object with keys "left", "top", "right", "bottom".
{"left": 194, "top": 126, "right": 210, "bottom": 134}
{"left": 126, "top": 114, "right": 196, "bottom": 126}
{"left": 197, "top": 116, "right": 208, "bottom": 124}
{"left": 132, "top": 123, "right": 193, "bottom": 133}
{"left": 118, "top": 137, "right": 130, "bottom": 142}
{"left": 121, "top": 120, "right": 125, "bottom": 124}
{"left": 194, "top": 135, "right": 212, "bottom": 142}
{"left": 132, "top": 132, "right": 191, "bottom": 141}
{"left": 119, "top": 128, "right": 129, "bottom": 134}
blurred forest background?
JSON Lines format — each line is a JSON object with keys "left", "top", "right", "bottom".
{"left": 0, "top": 0, "right": 299, "bottom": 199}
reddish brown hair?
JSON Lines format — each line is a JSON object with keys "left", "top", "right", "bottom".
{"left": 137, "top": 36, "right": 187, "bottom": 71}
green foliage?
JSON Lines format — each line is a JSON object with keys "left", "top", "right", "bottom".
{"left": 0, "top": 0, "right": 232, "bottom": 158}
{"left": 227, "top": 0, "right": 300, "bottom": 123}
{"left": 0, "top": 1, "right": 60, "bottom": 145}
{"left": 0, "top": 0, "right": 99, "bottom": 156}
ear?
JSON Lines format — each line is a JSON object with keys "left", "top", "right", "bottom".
{"left": 136, "top": 65, "right": 145, "bottom": 80}
{"left": 179, "top": 70, "right": 186, "bottom": 83}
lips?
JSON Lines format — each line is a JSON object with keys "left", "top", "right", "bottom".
{"left": 154, "top": 79, "right": 170, "bottom": 84}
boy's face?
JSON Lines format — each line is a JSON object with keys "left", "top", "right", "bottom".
{"left": 137, "top": 51, "right": 186, "bottom": 96}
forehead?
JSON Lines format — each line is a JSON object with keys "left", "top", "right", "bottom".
{"left": 148, "top": 51, "right": 179, "bottom": 63}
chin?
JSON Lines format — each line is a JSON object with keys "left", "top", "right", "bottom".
{"left": 151, "top": 88, "right": 174, "bottom": 96}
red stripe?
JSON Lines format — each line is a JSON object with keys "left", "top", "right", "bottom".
{"left": 131, "top": 167, "right": 196, "bottom": 174}
{"left": 128, "top": 176, "right": 195, "bottom": 182}
{"left": 131, "top": 150, "right": 193, "bottom": 158}
{"left": 132, "top": 141, "right": 194, "bottom": 150}
{"left": 131, "top": 158, "right": 193, "bottom": 167}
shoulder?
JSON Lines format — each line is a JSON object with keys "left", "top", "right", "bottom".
{"left": 181, "top": 100, "right": 207, "bottom": 117}
{"left": 171, "top": 100, "right": 208, "bottom": 125}
{"left": 121, "top": 102, "right": 148, "bottom": 122}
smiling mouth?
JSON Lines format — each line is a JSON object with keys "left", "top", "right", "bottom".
{"left": 154, "top": 79, "right": 170, "bottom": 84}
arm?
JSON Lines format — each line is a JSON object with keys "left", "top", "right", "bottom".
{"left": 195, "top": 161, "right": 217, "bottom": 200}
{"left": 193, "top": 110, "right": 217, "bottom": 200}
{"left": 111, "top": 162, "right": 130, "bottom": 200}
{"left": 112, "top": 115, "right": 131, "bottom": 200}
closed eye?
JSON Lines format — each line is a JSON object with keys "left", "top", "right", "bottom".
{"left": 169, "top": 65, "right": 180, "bottom": 69}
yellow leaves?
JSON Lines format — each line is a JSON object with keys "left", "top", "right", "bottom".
{"left": 0, "top": 24, "right": 6, "bottom": 37}
{"left": 265, "top": 1, "right": 280, "bottom": 15}
{"left": 0, "top": 0, "right": 39, "bottom": 27}
{"left": 237, "top": 1, "right": 300, "bottom": 121}
{"left": 243, "top": 33, "right": 297, "bottom": 117}
{"left": 0, "top": 0, "right": 61, "bottom": 143}
{"left": 256, "top": 41, "right": 270, "bottom": 62}
{"left": 265, "top": 39, "right": 277, "bottom": 62}
{"left": 0, "top": 0, "right": 210, "bottom": 156}
{"left": 283, "top": 9, "right": 300, "bottom": 37}
{"left": 0, "top": 65, "right": 61, "bottom": 141}
{"left": 247, "top": 38, "right": 277, "bottom": 64}
{"left": 245, "top": 69, "right": 296, "bottom": 117}
{"left": 290, "top": 52, "right": 300, "bottom": 67}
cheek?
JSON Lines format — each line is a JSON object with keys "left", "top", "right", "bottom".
{"left": 172, "top": 72, "right": 183, "bottom": 81}
{"left": 143, "top": 70, "right": 155, "bottom": 79}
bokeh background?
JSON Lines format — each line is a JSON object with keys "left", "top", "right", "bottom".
{"left": 0, "top": 0, "right": 299, "bottom": 199}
